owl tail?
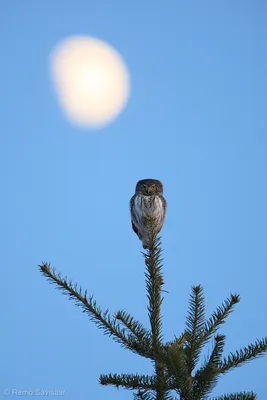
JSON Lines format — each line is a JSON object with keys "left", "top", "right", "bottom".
{"left": 142, "top": 241, "right": 149, "bottom": 250}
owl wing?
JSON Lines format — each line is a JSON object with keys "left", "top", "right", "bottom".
{"left": 131, "top": 220, "right": 138, "bottom": 235}
{"left": 157, "top": 194, "right": 167, "bottom": 231}
{"left": 130, "top": 194, "right": 142, "bottom": 238}
{"left": 159, "top": 194, "right": 167, "bottom": 217}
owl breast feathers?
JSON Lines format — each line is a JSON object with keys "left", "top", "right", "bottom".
{"left": 130, "top": 179, "right": 167, "bottom": 249}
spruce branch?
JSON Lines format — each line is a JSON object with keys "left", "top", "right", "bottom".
{"left": 144, "top": 239, "right": 164, "bottom": 349}
{"left": 184, "top": 285, "right": 206, "bottom": 376}
{"left": 199, "top": 294, "right": 240, "bottom": 347}
{"left": 210, "top": 392, "right": 257, "bottom": 400}
{"left": 99, "top": 373, "right": 157, "bottom": 390}
{"left": 143, "top": 217, "right": 167, "bottom": 400}
{"left": 218, "top": 337, "right": 267, "bottom": 374}
{"left": 134, "top": 389, "right": 155, "bottom": 400}
{"left": 39, "top": 263, "right": 147, "bottom": 357}
{"left": 164, "top": 332, "right": 189, "bottom": 353}
{"left": 134, "top": 386, "right": 174, "bottom": 400}
{"left": 115, "top": 310, "right": 154, "bottom": 359}
{"left": 39, "top": 226, "right": 265, "bottom": 399}
{"left": 115, "top": 310, "right": 152, "bottom": 348}
{"left": 165, "top": 343, "right": 191, "bottom": 399}
{"left": 193, "top": 334, "right": 226, "bottom": 398}
{"left": 100, "top": 373, "right": 176, "bottom": 398}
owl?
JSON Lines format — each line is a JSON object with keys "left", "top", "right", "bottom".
{"left": 130, "top": 179, "right": 167, "bottom": 249}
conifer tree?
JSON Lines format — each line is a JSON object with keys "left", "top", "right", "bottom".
{"left": 40, "top": 218, "right": 267, "bottom": 400}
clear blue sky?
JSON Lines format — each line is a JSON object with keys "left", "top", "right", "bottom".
{"left": 1, "top": 1, "right": 267, "bottom": 399}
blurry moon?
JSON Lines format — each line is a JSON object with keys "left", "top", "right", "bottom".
{"left": 50, "top": 36, "right": 130, "bottom": 128}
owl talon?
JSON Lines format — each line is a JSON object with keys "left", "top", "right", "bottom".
{"left": 159, "top": 276, "right": 165, "bottom": 285}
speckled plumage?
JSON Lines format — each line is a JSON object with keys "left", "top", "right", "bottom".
{"left": 130, "top": 179, "right": 167, "bottom": 249}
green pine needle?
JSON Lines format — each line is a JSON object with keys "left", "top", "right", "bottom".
{"left": 99, "top": 373, "right": 157, "bottom": 390}
{"left": 210, "top": 392, "right": 257, "bottom": 400}
{"left": 184, "top": 285, "right": 206, "bottom": 373}
{"left": 165, "top": 344, "right": 190, "bottom": 398}
{"left": 218, "top": 337, "right": 267, "bottom": 374}
{"left": 193, "top": 334, "right": 226, "bottom": 398}
{"left": 199, "top": 294, "right": 240, "bottom": 347}
{"left": 133, "top": 389, "right": 156, "bottom": 400}
{"left": 39, "top": 263, "right": 149, "bottom": 358}
{"left": 115, "top": 310, "right": 153, "bottom": 359}
{"left": 115, "top": 310, "right": 151, "bottom": 346}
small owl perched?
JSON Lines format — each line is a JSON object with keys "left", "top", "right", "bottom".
{"left": 130, "top": 179, "right": 167, "bottom": 249}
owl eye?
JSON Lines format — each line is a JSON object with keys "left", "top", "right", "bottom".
{"left": 143, "top": 184, "right": 147, "bottom": 190}
{"left": 151, "top": 185, "right": 156, "bottom": 190}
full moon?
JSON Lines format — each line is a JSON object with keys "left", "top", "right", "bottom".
{"left": 50, "top": 36, "right": 130, "bottom": 128}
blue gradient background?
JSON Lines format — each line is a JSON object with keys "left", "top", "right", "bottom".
{"left": 1, "top": 1, "right": 267, "bottom": 399}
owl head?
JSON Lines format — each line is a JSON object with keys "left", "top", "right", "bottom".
{"left": 135, "top": 179, "right": 163, "bottom": 196}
